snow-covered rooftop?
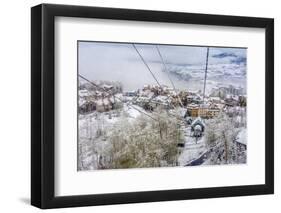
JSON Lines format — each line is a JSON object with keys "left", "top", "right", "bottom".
{"left": 191, "top": 117, "right": 205, "bottom": 127}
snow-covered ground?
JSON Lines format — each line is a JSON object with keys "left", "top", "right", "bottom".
{"left": 178, "top": 127, "right": 207, "bottom": 166}
{"left": 79, "top": 102, "right": 247, "bottom": 171}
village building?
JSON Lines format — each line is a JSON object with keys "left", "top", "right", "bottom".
{"left": 103, "top": 98, "right": 112, "bottom": 111}
{"left": 110, "top": 95, "right": 123, "bottom": 109}
{"left": 162, "top": 86, "right": 175, "bottom": 95}
{"left": 102, "top": 84, "right": 114, "bottom": 91}
{"left": 134, "top": 96, "right": 150, "bottom": 106}
{"left": 95, "top": 99, "right": 105, "bottom": 112}
{"left": 95, "top": 96, "right": 124, "bottom": 112}
{"left": 79, "top": 90, "right": 123, "bottom": 113}
{"left": 186, "top": 94, "right": 203, "bottom": 105}
{"left": 186, "top": 103, "right": 200, "bottom": 117}
{"left": 186, "top": 95, "right": 196, "bottom": 103}
{"left": 79, "top": 90, "right": 97, "bottom": 114}
{"left": 79, "top": 89, "right": 90, "bottom": 98}
{"left": 79, "top": 99, "right": 96, "bottom": 114}
{"left": 124, "top": 90, "right": 138, "bottom": 97}
{"left": 198, "top": 105, "right": 219, "bottom": 118}
{"left": 186, "top": 103, "right": 220, "bottom": 118}
{"left": 209, "top": 96, "right": 222, "bottom": 104}
{"left": 139, "top": 89, "right": 154, "bottom": 99}
{"left": 150, "top": 95, "right": 171, "bottom": 109}
{"left": 142, "top": 84, "right": 151, "bottom": 91}
{"left": 207, "top": 108, "right": 220, "bottom": 118}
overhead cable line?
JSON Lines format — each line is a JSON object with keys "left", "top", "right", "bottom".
{"left": 155, "top": 45, "right": 176, "bottom": 90}
{"left": 132, "top": 44, "right": 162, "bottom": 88}
{"left": 156, "top": 45, "right": 184, "bottom": 108}
{"left": 202, "top": 47, "right": 209, "bottom": 104}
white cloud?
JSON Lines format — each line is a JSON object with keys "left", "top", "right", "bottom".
{"left": 78, "top": 41, "right": 246, "bottom": 91}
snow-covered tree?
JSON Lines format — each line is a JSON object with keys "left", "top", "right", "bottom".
{"left": 205, "top": 112, "right": 241, "bottom": 164}
{"left": 100, "top": 108, "right": 184, "bottom": 169}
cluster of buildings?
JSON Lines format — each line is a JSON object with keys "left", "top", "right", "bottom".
{"left": 79, "top": 82, "right": 247, "bottom": 121}
{"left": 186, "top": 103, "right": 221, "bottom": 118}
{"left": 79, "top": 82, "right": 123, "bottom": 114}
{"left": 128, "top": 85, "right": 184, "bottom": 111}
{"left": 185, "top": 85, "right": 246, "bottom": 119}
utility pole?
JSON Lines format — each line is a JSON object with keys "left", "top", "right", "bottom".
{"left": 202, "top": 47, "right": 209, "bottom": 104}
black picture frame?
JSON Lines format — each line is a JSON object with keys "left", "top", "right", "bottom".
{"left": 31, "top": 3, "right": 274, "bottom": 209}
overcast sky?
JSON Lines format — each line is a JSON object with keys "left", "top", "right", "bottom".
{"left": 78, "top": 41, "right": 246, "bottom": 91}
